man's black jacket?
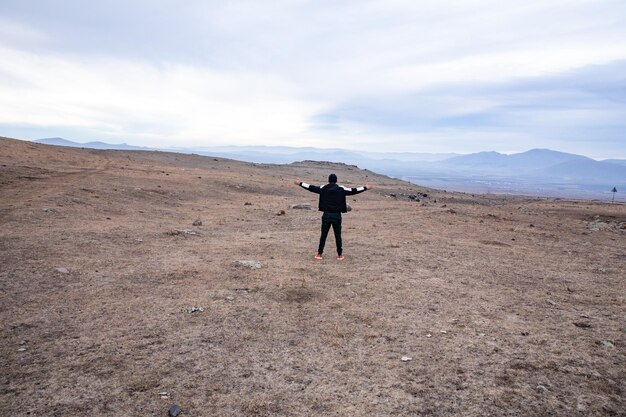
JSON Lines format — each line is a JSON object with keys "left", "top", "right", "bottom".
{"left": 299, "top": 182, "right": 367, "bottom": 213}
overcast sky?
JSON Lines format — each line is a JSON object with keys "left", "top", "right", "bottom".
{"left": 1, "top": 0, "right": 625, "bottom": 158}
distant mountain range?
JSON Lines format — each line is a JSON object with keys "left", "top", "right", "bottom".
{"left": 34, "top": 137, "right": 457, "bottom": 162}
{"left": 439, "top": 149, "right": 590, "bottom": 173}
{"left": 33, "top": 138, "right": 625, "bottom": 200}
{"left": 35, "top": 137, "right": 148, "bottom": 151}
{"left": 603, "top": 159, "right": 626, "bottom": 167}
{"left": 433, "top": 148, "right": 624, "bottom": 183}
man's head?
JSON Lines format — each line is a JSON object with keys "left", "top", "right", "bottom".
{"left": 328, "top": 173, "right": 337, "bottom": 183}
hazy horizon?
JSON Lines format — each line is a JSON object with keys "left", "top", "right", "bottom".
{"left": 23, "top": 136, "right": 626, "bottom": 161}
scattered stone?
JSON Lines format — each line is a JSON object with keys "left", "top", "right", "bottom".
{"left": 536, "top": 384, "right": 548, "bottom": 393}
{"left": 346, "top": 204, "right": 352, "bottom": 212}
{"left": 17, "top": 347, "right": 27, "bottom": 352}
{"left": 54, "top": 267, "right": 69, "bottom": 274}
{"left": 596, "top": 266, "right": 607, "bottom": 273}
{"left": 600, "top": 340, "right": 615, "bottom": 349}
{"left": 440, "top": 330, "right": 447, "bottom": 334}
{"left": 235, "top": 288, "right": 250, "bottom": 294}
{"left": 426, "top": 334, "right": 432, "bottom": 338}
{"left": 388, "top": 193, "right": 397, "bottom": 198}
{"left": 42, "top": 208, "right": 56, "bottom": 213}
{"left": 478, "top": 333, "right": 486, "bottom": 337}
{"left": 237, "top": 260, "right": 262, "bottom": 269}
{"left": 290, "top": 204, "right": 312, "bottom": 210}
{"left": 573, "top": 322, "right": 592, "bottom": 329}
{"left": 244, "top": 202, "right": 252, "bottom": 206}
{"left": 168, "top": 229, "right": 198, "bottom": 236}
{"left": 192, "top": 219, "right": 202, "bottom": 226}
{"left": 277, "top": 209, "right": 286, "bottom": 216}
{"left": 401, "top": 356, "right": 413, "bottom": 362}
{"left": 547, "top": 299, "right": 557, "bottom": 306}
{"left": 168, "top": 404, "right": 182, "bottom": 417}
{"left": 226, "top": 296, "right": 235, "bottom": 301}
{"left": 587, "top": 218, "right": 626, "bottom": 232}
{"left": 181, "top": 306, "right": 204, "bottom": 313}
{"left": 587, "top": 220, "right": 608, "bottom": 231}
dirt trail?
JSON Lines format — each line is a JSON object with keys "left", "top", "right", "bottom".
{"left": 1, "top": 137, "right": 624, "bottom": 417}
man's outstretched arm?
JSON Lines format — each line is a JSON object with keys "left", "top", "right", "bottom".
{"left": 294, "top": 179, "right": 322, "bottom": 194}
{"left": 341, "top": 183, "right": 373, "bottom": 195}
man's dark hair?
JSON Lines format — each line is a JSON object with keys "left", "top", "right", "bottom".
{"left": 328, "top": 173, "right": 337, "bottom": 183}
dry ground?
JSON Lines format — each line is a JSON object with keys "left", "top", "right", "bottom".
{"left": 1, "top": 137, "right": 624, "bottom": 417}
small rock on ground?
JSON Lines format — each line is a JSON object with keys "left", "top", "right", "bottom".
{"left": 168, "top": 404, "right": 182, "bottom": 417}
{"left": 192, "top": 218, "right": 202, "bottom": 226}
{"left": 290, "top": 204, "right": 312, "bottom": 210}
{"left": 237, "top": 260, "right": 262, "bottom": 269}
{"left": 54, "top": 267, "right": 69, "bottom": 274}
{"left": 181, "top": 306, "right": 204, "bottom": 313}
{"left": 167, "top": 229, "right": 198, "bottom": 236}
{"left": 600, "top": 340, "right": 615, "bottom": 349}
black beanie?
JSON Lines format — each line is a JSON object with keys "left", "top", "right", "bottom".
{"left": 328, "top": 173, "right": 337, "bottom": 183}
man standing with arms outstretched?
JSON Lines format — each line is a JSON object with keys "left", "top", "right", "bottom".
{"left": 294, "top": 174, "right": 372, "bottom": 260}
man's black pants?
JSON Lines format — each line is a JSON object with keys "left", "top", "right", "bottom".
{"left": 318, "top": 212, "right": 342, "bottom": 255}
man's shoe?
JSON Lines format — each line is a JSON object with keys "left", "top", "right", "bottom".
{"left": 337, "top": 255, "right": 345, "bottom": 261}
{"left": 314, "top": 253, "right": 323, "bottom": 260}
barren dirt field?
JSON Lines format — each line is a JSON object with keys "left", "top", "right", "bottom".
{"left": 1, "top": 137, "right": 624, "bottom": 417}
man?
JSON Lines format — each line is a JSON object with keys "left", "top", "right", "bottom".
{"left": 294, "top": 174, "right": 372, "bottom": 260}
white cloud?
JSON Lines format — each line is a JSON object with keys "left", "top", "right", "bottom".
{"left": 0, "top": 0, "right": 625, "bottom": 155}
{"left": 0, "top": 44, "right": 328, "bottom": 146}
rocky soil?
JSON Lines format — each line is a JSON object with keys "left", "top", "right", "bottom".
{"left": 1, "top": 137, "right": 624, "bottom": 416}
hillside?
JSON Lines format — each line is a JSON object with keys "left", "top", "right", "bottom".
{"left": 0, "top": 137, "right": 624, "bottom": 416}
{"left": 31, "top": 139, "right": 624, "bottom": 199}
